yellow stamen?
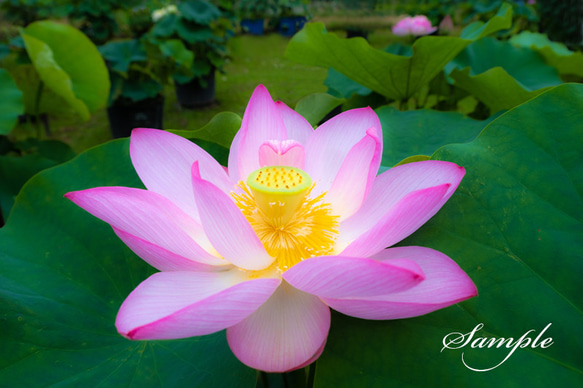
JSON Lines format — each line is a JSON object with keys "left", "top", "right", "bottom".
{"left": 232, "top": 166, "right": 338, "bottom": 272}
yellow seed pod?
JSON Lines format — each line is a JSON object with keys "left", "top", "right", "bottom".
{"left": 246, "top": 166, "right": 312, "bottom": 226}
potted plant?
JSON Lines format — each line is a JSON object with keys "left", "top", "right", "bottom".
{"left": 149, "top": 0, "right": 233, "bottom": 108}
{"left": 99, "top": 36, "right": 193, "bottom": 137}
{"left": 236, "top": 0, "right": 278, "bottom": 35}
{"left": 275, "top": 0, "right": 310, "bottom": 36}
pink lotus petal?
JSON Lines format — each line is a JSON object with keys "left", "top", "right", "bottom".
{"left": 116, "top": 271, "right": 281, "bottom": 340}
{"left": 113, "top": 227, "right": 226, "bottom": 272}
{"left": 324, "top": 127, "right": 381, "bottom": 220}
{"left": 282, "top": 255, "right": 424, "bottom": 298}
{"left": 410, "top": 15, "right": 437, "bottom": 36}
{"left": 227, "top": 282, "right": 330, "bottom": 373}
{"left": 339, "top": 183, "right": 451, "bottom": 257}
{"left": 288, "top": 338, "right": 327, "bottom": 371}
{"left": 191, "top": 163, "right": 275, "bottom": 270}
{"left": 65, "top": 187, "right": 225, "bottom": 266}
{"left": 229, "top": 85, "right": 288, "bottom": 181}
{"left": 304, "top": 107, "right": 382, "bottom": 195}
{"left": 130, "top": 128, "right": 233, "bottom": 221}
{"left": 258, "top": 140, "right": 305, "bottom": 168}
{"left": 275, "top": 101, "right": 314, "bottom": 144}
{"left": 340, "top": 160, "right": 465, "bottom": 244}
{"left": 323, "top": 246, "right": 477, "bottom": 319}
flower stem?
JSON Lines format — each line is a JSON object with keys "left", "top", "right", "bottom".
{"left": 33, "top": 80, "right": 44, "bottom": 140}
{"left": 306, "top": 363, "right": 316, "bottom": 388}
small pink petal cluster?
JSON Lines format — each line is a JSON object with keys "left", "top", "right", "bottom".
{"left": 392, "top": 15, "right": 437, "bottom": 36}
{"left": 439, "top": 14, "right": 454, "bottom": 34}
{"left": 66, "top": 85, "right": 476, "bottom": 373}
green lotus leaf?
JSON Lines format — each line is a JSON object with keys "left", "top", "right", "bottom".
{"left": 294, "top": 92, "right": 345, "bottom": 126}
{"left": 0, "top": 69, "right": 24, "bottom": 135}
{"left": 0, "top": 139, "right": 75, "bottom": 221}
{"left": 151, "top": 13, "right": 179, "bottom": 37}
{"left": 175, "top": 22, "right": 216, "bottom": 44}
{"left": 159, "top": 39, "right": 194, "bottom": 68}
{"left": 168, "top": 111, "right": 241, "bottom": 149}
{"left": 178, "top": 0, "right": 221, "bottom": 25}
{"left": 376, "top": 106, "right": 493, "bottom": 167}
{"left": 324, "top": 68, "right": 372, "bottom": 99}
{"left": 99, "top": 40, "right": 147, "bottom": 75}
{"left": 21, "top": 21, "right": 110, "bottom": 120}
{"left": 448, "top": 37, "right": 563, "bottom": 113}
{"left": 316, "top": 83, "right": 583, "bottom": 387}
{"left": 509, "top": 31, "right": 583, "bottom": 77}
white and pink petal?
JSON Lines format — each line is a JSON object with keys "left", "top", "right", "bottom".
{"left": 275, "top": 101, "right": 314, "bottom": 144}
{"left": 304, "top": 107, "right": 382, "bottom": 194}
{"left": 192, "top": 163, "right": 275, "bottom": 270}
{"left": 341, "top": 160, "right": 465, "bottom": 242}
{"left": 130, "top": 128, "right": 233, "bottom": 221}
{"left": 113, "top": 228, "right": 224, "bottom": 272}
{"left": 323, "top": 127, "right": 381, "bottom": 220}
{"left": 338, "top": 184, "right": 451, "bottom": 258}
{"left": 322, "top": 246, "right": 477, "bottom": 320}
{"left": 65, "top": 186, "right": 225, "bottom": 267}
{"left": 229, "top": 85, "right": 288, "bottom": 181}
{"left": 258, "top": 140, "right": 305, "bottom": 169}
{"left": 227, "top": 282, "right": 330, "bottom": 373}
{"left": 116, "top": 271, "right": 281, "bottom": 340}
{"left": 282, "top": 256, "right": 424, "bottom": 299}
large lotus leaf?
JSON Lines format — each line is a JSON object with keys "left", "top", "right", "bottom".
{"left": 121, "top": 77, "right": 163, "bottom": 102}
{"left": 176, "top": 22, "right": 216, "bottom": 44}
{"left": 285, "top": 3, "right": 512, "bottom": 101}
{"left": 448, "top": 37, "right": 562, "bottom": 113}
{"left": 376, "top": 106, "right": 494, "bottom": 167}
{"left": 325, "top": 68, "right": 372, "bottom": 99}
{"left": 99, "top": 39, "right": 147, "bottom": 74}
{"left": 0, "top": 44, "right": 10, "bottom": 61}
{"left": 7, "top": 64, "right": 74, "bottom": 116}
{"left": 21, "top": 21, "right": 110, "bottom": 120}
{"left": 0, "top": 69, "right": 24, "bottom": 135}
{"left": 315, "top": 83, "right": 583, "bottom": 386}
{"left": 168, "top": 111, "right": 241, "bottom": 166}
{"left": 0, "top": 137, "right": 256, "bottom": 387}
{"left": 159, "top": 39, "right": 194, "bottom": 69}
{"left": 0, "top": 140, "right": 75, "bottom": 222}
{"left": 294, "top": 92, "right": 345, "bottom": 126}
{"left": 168, "top": 111, "right": 241, "bottom": 149}
{"left": 509, "top": 31, "right": 583, "bottom": 77}
{"left": 178, "top": 0, "right": 221, "bottom": 25}
{"left": 152, "top": 13, "right": 179, "bottom": 37}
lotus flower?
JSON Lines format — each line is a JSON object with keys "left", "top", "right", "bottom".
{"left": 65, "top": 85, "right": 477, "bottom": 372}
{"left": 393, "top": 15, "right": 438, "bottom": 36}
{"left": 152, "top": 4, "right": 178, "bottom": 22}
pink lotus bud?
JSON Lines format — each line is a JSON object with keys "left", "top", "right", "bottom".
{"left": 439, "top": 14, "right": 454, "bottom": 34}
{"left": 392, "top": 15, "right": 437, "bottom": 37}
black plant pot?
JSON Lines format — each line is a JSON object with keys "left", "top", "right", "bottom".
{"left": 107, "top": 95, "right": 165, "bottom": 138}
{"left": 175, "top": 71, "right": 216, "bottom": 109}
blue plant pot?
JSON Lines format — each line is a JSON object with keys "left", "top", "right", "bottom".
{"left": 241, "top": 18, "right": 265, "bottom": 35}
{"left": 277, "top": 16, "right": 307, "bottom": 36}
